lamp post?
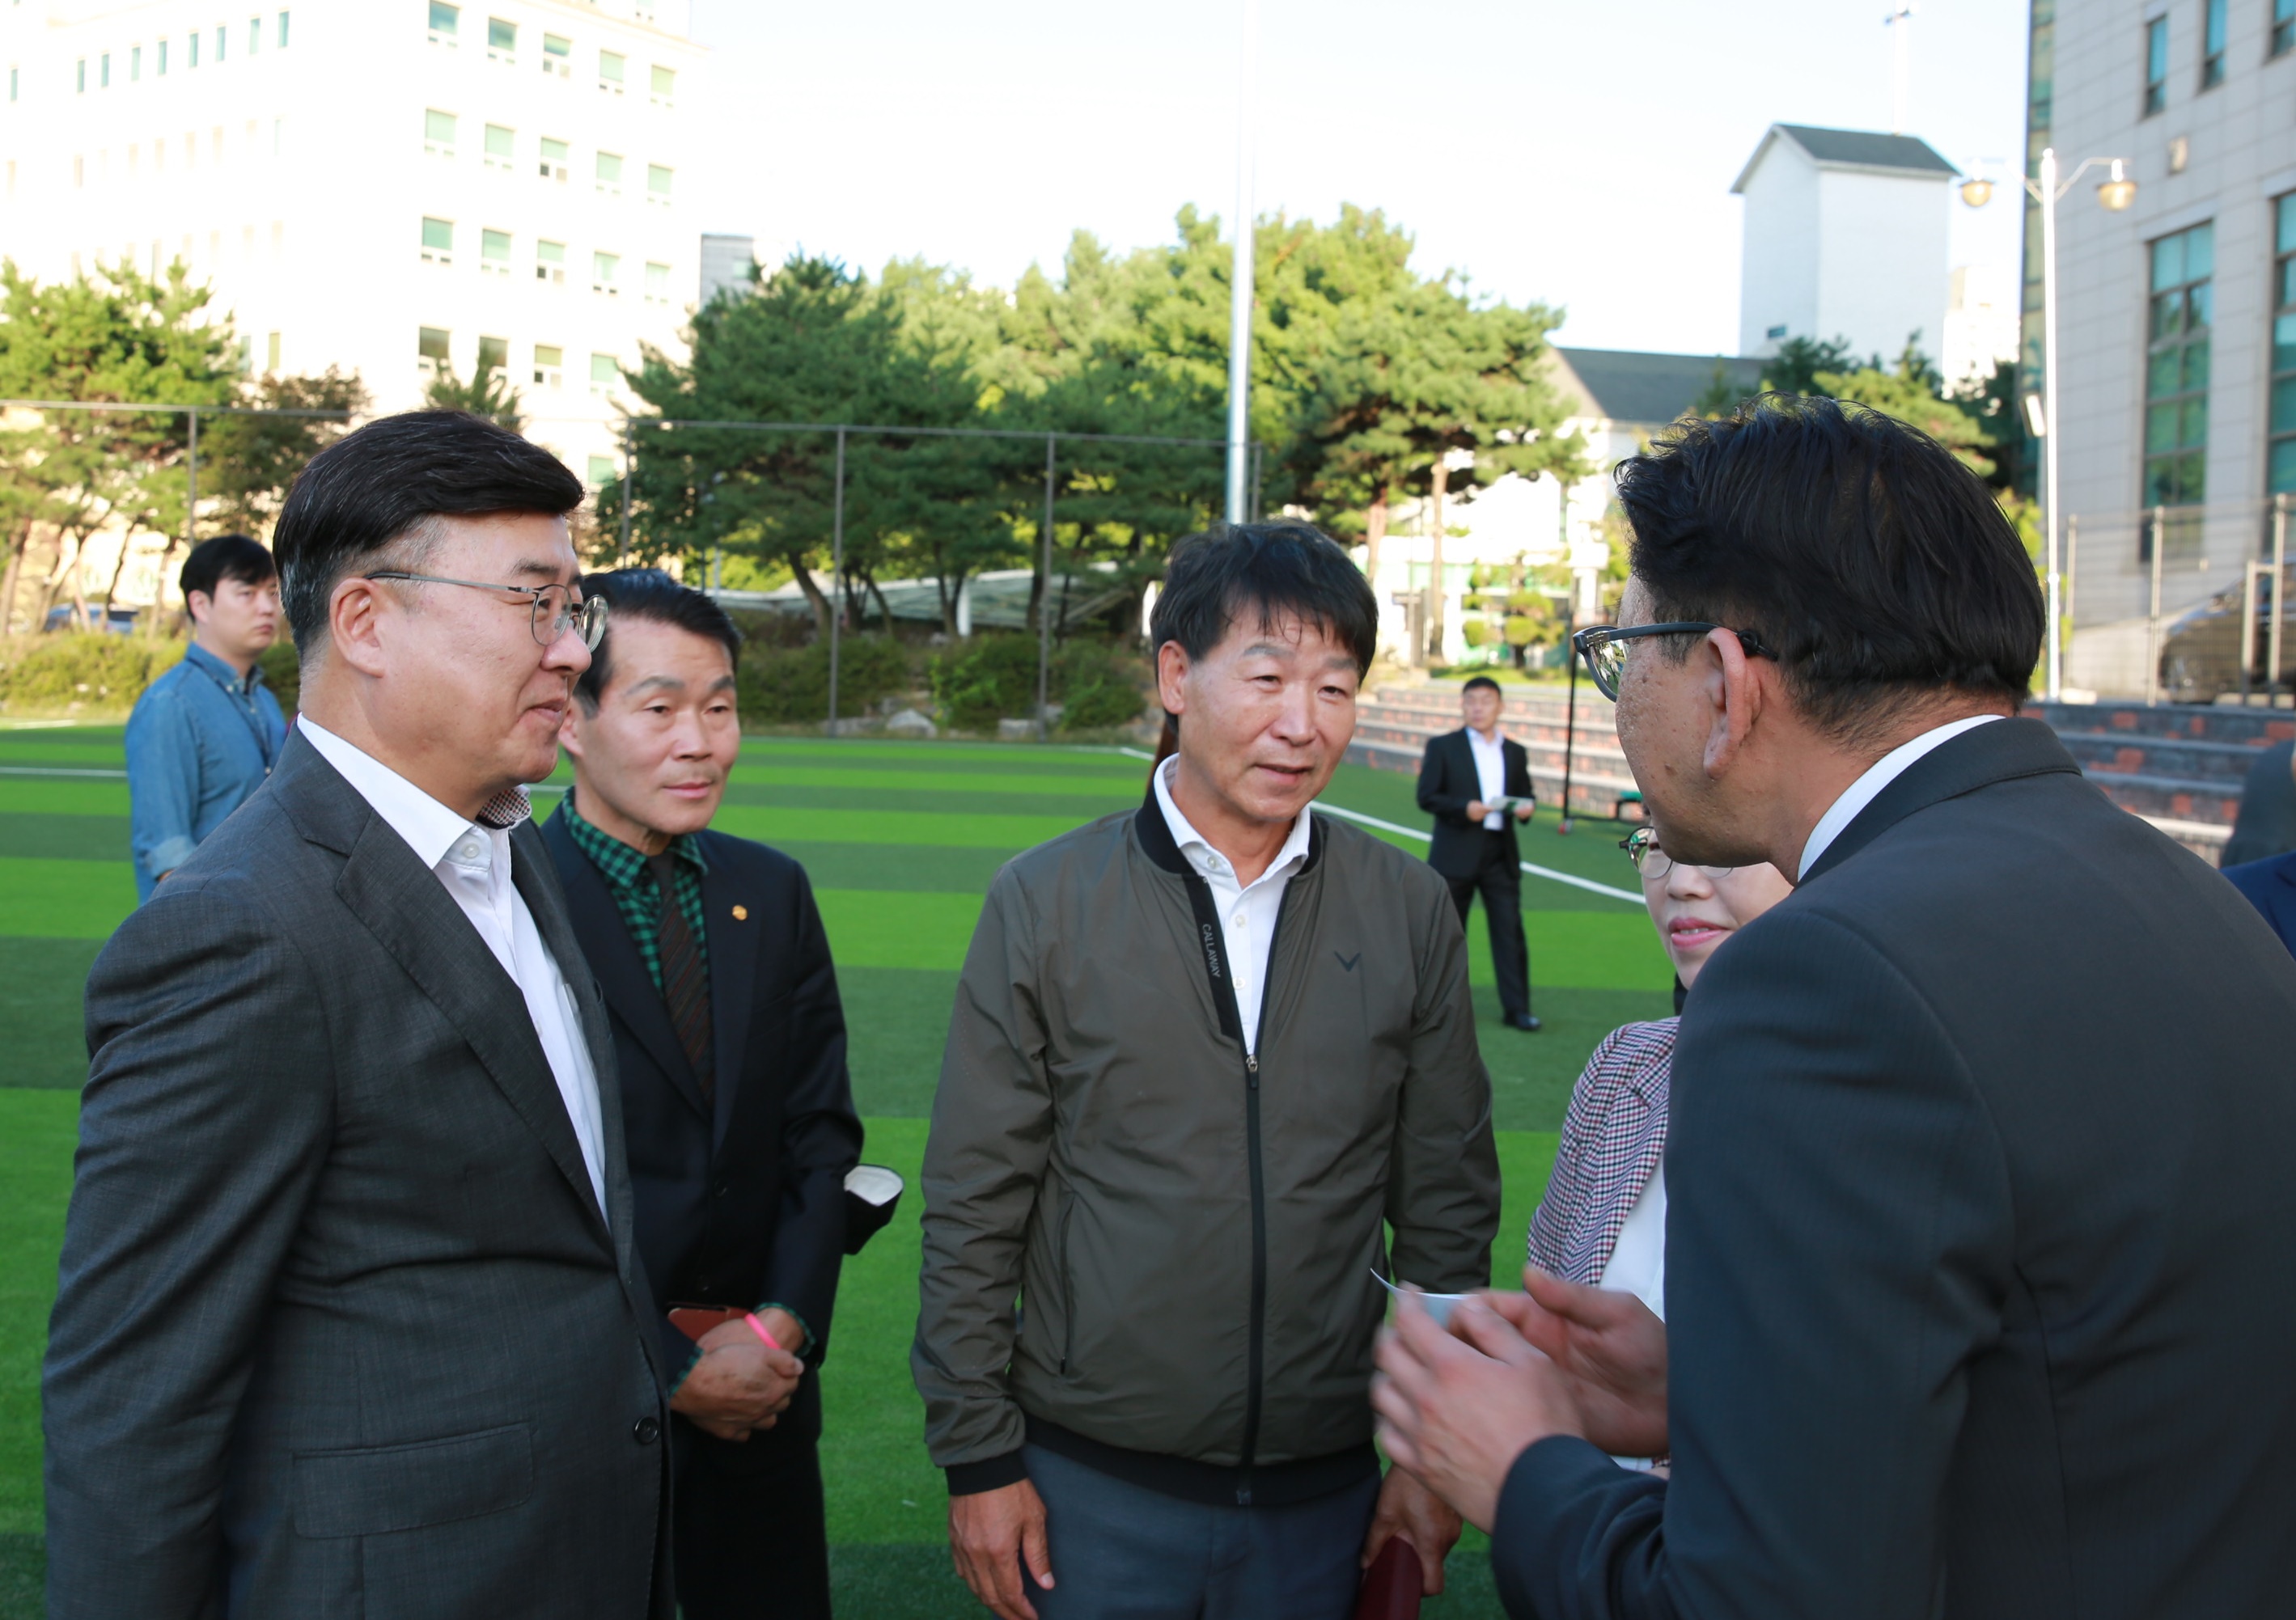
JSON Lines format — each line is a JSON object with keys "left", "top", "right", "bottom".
{"left": 1961, "top": 149, "right": 2134, "bottom": 702}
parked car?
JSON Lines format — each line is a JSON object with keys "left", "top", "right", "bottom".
{"left": 42, "top": 604, "right": 141, "bottom": 635}
{"left": 2158, "top": 565, "right": 2296, "bottom": 702}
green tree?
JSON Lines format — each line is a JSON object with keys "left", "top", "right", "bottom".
{"left": 1812, "top": 362, "right": 1994, "bottom": 478}
{"left": 199, "top": 367, "right": 370, "bottom": 538}
{"left": 1759, "top": 334, "right": 1871, "bottom": 396}
{"left": 422, "top": 362, "right": 525, "bottom": 430}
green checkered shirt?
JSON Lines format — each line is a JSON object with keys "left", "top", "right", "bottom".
{"left": 557, "top": 791, "right": 710, "bottom": 994}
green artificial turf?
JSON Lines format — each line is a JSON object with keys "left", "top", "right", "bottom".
{"left": 0, "top": 729, "right": 1669, "bottom": 1618}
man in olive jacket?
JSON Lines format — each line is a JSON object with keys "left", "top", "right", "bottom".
{"left": 915, "top": 523, "right": 1501, "bottom": 1620}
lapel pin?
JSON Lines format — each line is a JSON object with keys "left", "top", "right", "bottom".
{"left": 731, "top": 904, "right": 748, "bottom": 921}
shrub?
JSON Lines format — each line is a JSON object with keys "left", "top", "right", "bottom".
{"left": 1460, "top": 620, "right": 1492, "bottom": 648}
{"left": 739, "top": 634, "right": 912, "bottom": 725}
{"left": 1054, "top": 641, "right": 1150, "bottom": 732}
{"left": 258, "top": 638, "right": 301, "bottom": 712}
{"left": 0, "top": 632, "right": 186, "bottom": 713}
{"left": 1503, "top": 615, "right": 1540, "bottom": 647}
{"left": 931, "top": 634, "right": 1042, "bottom": 732}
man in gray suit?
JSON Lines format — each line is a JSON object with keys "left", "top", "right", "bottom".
{"left": 44, "top": 412, "right": 689, "bottom": 1618}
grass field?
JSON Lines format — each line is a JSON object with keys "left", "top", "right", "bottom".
{"left": 0, "top": 725, "right": 1671, "bottom": 1617}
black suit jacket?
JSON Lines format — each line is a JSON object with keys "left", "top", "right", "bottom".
{"left": 542, "top": 814, "right": 863, "bottom": 1444}
{"left": 1417, "top": 727, "right": 1533, "bottom": 879}
{"left": 48, "top": 733, "right": 669, "bottom": 1619}
{"left": 1493, "top": 718, "right": 2296, "bottom": 1618}
{"left": 2225, "top": 848, "right": 2296, "bottom": 957}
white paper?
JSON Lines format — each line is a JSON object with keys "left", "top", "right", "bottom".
{"left": 845, "top": 1164, "right": 904, "bottom": 1207}
{"left": 1372, "top": 1269, "right": 1472, "bottom": 1328}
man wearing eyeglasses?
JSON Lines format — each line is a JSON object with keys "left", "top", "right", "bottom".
{"left": 46, "top": 412, "right": 676, "bottom": 1618}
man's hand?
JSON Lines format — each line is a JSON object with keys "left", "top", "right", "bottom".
{"left": 1511, "top": 802, "right": 1535, "bottom": 822}
{"left": 668, "top": 1320, "right": 803, "bottom": 1442}
{"left": 1360, "top": 1465, "right": 1462, "bottom": 1594}
{"left": 753, "top": 1306, "right": 806, "bottom": 1356}
{"left": 1480, "top": 1267, "right": 1669, "bottom": 1458}
{"left": 949, "top": 1478, "right": 1053, "bottom": 1620}
{"left": 1372, "top": 1293, "right": 1584, "bottom": 1532}
{"left": 1466, "top": 800, "right": 1490, "bottom": 821}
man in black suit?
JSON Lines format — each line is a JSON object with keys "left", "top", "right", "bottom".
{"left": 1417, "top": 675, "right": 1540, "bottom": 1031}
{"left": 544, "top": 569, "right": 863, "bottom": 1620}
{"left": 46, "top": 413, "right": 671, "bottom": 1616}
{"left": 1373, "top": 395, "right": 2296, "bottom": 1617}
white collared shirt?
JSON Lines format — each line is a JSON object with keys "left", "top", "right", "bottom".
{"left": 1797, "top": 714, "right": 2004, "bottom": 881}
{"left": 1154, "top": 755, "right": 1314, "bottom": 1055}
{"left": 299, "top": 718, "right": 608, "bottom": 1214}
{"left": 1466, "top": 725, "right": 1508, "bottom": 830}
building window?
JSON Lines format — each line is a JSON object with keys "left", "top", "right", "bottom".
{"left": 429, "top": 2, "right": 458, "bottom": 45}
{"left": 595, "top": 150, "right": 623, "bottom": 195}
{"left": 477, "top": 333, "right": 508, "bottom": 375}
{"left": 650, "top": 64, "right": 675, "bottom": 105}
{"left": 593, "top": 252, "right": 620, "bottom": 294}
{"left": 2201, "top": 0, "right": 2226, "bottom": 86}
{"left": 236, "top": 336, "right": 252, "bottom": 373}
{"left": 487, "top": 16, "right": 515, "bottom": 61}
{"left": 215, "top": 25, "right": 226, "bottom": 61}
{"left": 587, "top": 455, "right": 616, "bottom": 485}
{"left": 131, "top": 45, "right": 141, "bottom": 81}
{"left": 424, "top": 108, "right": 455, "bottom": 156}
{"left": 249, "top": 15, "right": 261, "bottom": 53}
{"left": 76, "top": 57, "right": 84, "bottom": 91}
{"left": 645, "top": 260, "right": 670, "bottom": 304}
{"left": 589, "top": 353, "right": 619, "bottom": 396}
{"left": 278, "top": 11, "right": 290, "bottom": 48}
{"left": 542, "top": 32, "right": 570, "bottom": 76}
{"left": 266, "top": 331, "right": 281, "bottom": 370}
{"left": 158, "top": 40, "right": 167, "bottom": 74}
{"left": 599, "top": 49, "right": 625, "bottom": 91}
{"left": 418, "top": 325, "right": 451, "bottom": 375}
{"left": 189, "top": 32, "right": 199, "bottom": 67}
{"left": 2143, "top": 15, "right": 2168, "bottom": 115}
{"left": 100, "top": 53, "right": 109, "bottom": 87}
{"left": 8, "top": 67, "right": 16, "bottom": 101}
{"left": 533, "top": 343, "right": 563, "bottom": 387}
{"left": 481, "top": 228, "right": 511, "bottom": 273}
{"left": 647, "top": 164, "right": 671, "bottom": 205}
{"left": 2143, "top": 220, "right": 2213, "bottom": 536}
{"left": 485, "top": 123, "right": 514, "bottom": 169}
{"left": 2275, "top": 0, "right": 2295, "bottom": 57}
{"left": 2270, "top": 195, "right": 2295, "bottom": 497}
{"left": 421, "top": 215, "right": 455, "bottom": 265}
{"left": 540, "top": 136, "right": 569, "bottom": 181}
{"left": 536, "top": 238, "right": 566, "bottom": 282}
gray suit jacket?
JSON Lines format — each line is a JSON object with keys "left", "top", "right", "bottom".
{"left": 44, "top": 731, "right": 671, "bottom": 1619}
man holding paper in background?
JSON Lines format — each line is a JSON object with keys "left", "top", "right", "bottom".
{"left": 1417, "top": 675, "right": 1540, "bottom": 1032}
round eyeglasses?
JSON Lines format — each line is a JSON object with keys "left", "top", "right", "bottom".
{"left": 1620, "top": 826, "right": 1738, "bottom": 882}
{"left": 363, "top": 571, "right": 608, "bottom": 650}
{"left": 1570, "top": 622, "right": 1781, "bottom": 701}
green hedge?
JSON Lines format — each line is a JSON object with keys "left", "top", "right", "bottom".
{"left": 0, "top": 633, "right": 187, "bottom": 714}
{"left": 739, "top": 635, "right": 915, "bottom": 725}
{"left": 930, "top": 635, "right": 1149, "bottom": 734}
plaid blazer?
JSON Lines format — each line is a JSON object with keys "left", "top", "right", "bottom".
{"left": 1527, "top": 1017, "right": 1677, "bottom": 1284}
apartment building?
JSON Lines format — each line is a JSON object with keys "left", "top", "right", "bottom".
{"left": 0, "top": 0, "right": 708, "bottom": 484}
{"left": 2030, "top": 0, "right": 2296, "bottom": 692}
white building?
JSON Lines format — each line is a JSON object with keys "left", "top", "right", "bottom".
{"left": 0, "top": 0, "right": 707, "bottom": 494}
{"left": 1733, "top": 123, "right": 1958, "bottom": 363}
{"left": 2028, "top": 0, "right": 2296, "bottom": 696}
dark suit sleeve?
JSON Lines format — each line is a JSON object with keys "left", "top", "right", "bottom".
{"left": 760, "top": 862, "right": 864, "bottom": 1360}
{"left": 1417, "top": 734, "right": 1476, "bottom": 823}
{"left": 1490, "top": 909, "right": 2013, "bottom": 1619}
{"left": 44, "top": 881, "right": 333, "bottom": 1614}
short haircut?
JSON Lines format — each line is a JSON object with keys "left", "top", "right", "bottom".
{"left": 1462, "top": 675, "right": 1502, "bottom": 697}
{"left": 573, "top": 569, "right": 742, "bottom": 713}
{"left": 271, "top": 410, "right": 585, "bottom": 653}
{"left": 179, "top": 534, "right": 274, "bottom": 609}
{"left": 1150, "top": 523, "right": 1379, "bottom": 700}
{"left": 1616, "top": 394, "right": 2043, "bottom": 739}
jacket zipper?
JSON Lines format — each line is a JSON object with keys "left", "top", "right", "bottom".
{"left": 1235, "top": 881, "right": 1296, "bottom": 1507}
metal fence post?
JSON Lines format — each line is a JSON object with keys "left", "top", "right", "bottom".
{"left": 2241, "top": 557, "right": 2260, "bottom": 706}
{"left": 2063, "top": 514, "right": 2077, "bottom": 687}
{"left": 1037, "top": 434, "right": 1056, "bottom": 739}
{"left": 2146, "top": 504, "right": 2165, "bottom": 707}
{"left": 827, "top": 427, "right": 845, "bottom": 734}
{"left": 184, "top": 406, "right": 198, "bottom": 552}
{"left": 2273, "top": 494, "right": 2290, "bottom": 704}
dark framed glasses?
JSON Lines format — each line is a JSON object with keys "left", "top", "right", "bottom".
{"left": 1620, "top": 826, "right": 1738, "bottom": 881}
{"left": 363, "top": 571, "right": 608, "bottom": 649}
{"left": 1570, "top": 622, "right": 1780, "bottom": 700}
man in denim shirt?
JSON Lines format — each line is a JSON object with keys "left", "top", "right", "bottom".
{"left": 125, "top": 535, "right": 289, "bottom": 900}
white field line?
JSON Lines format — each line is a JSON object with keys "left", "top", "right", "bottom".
{"left": 1112, "top": 746, "right": 1642, "bottom": 905}
{"left": 0, "top": 765, "right": 126, "bottom": 778}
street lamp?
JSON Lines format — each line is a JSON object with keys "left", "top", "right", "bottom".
{"left": 1963, "top": 147, "right": 2135, "bottom": 702}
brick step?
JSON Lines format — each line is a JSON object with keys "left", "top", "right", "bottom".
{"left": 2081, "top": 774, "right": 2245, "bottom": 827}
{"left": 2027, "top": 700, "right": 2296, "bottom": 747}
{"left": 2054, "top": 732, "right": 2272, "bottom": 787}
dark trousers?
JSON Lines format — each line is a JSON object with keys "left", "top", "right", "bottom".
{"left": 1019, "top": 1443, "right": 1381, "bottom": 1620}
{"left": 1446, "top": 831, "right": 1531, "bottom": 1020}
{"left": 671, "top": 1394, "right": 832, "bottom": 1620}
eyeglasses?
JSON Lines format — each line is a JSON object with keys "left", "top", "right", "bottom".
{"left": 1620, "top": 826, "right": 1738, "bottom": 881}
{"left": 1570, "top": 622, "right": 1780, "bottom": 700}
{"left": 363, "top": 571, "right": 608, "bottom": 650}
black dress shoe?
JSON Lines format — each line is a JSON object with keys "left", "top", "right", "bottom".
{"left": 1505, "top": 1013, "right": 1543, "bottom": 1032}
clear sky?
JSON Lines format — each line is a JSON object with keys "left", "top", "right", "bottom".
{"left": 684, "top": 0, "right": 2031, "bottom": 358}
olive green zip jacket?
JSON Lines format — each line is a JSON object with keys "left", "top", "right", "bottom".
{"left": 913, "top": 788, "right": 1500, "bottom": 1499}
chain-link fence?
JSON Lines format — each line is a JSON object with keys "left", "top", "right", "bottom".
{"left": 2062, "top": 493, "right": 2294, "bottom": 705}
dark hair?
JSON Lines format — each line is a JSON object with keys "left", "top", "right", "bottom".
{"left": 271, "top": 410, "right": 585, "bottom": 653}
{"left": 573, "top": 569, "right": 743, "bottom": 712}
{"left": 1615, "top": 394, "right": 2043, "bottom": 738}
{"left": 1150, "top": 523, "right": 1378, "bottom": 701}
{"left": 179, "top": 534, "right": 274, "bottom": 611}
{"left": 1462, "top": 675, "right": 1502, "bottom": 697}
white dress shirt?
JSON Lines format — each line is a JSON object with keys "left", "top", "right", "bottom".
{"left": 1599, "top": 1156, "right": 1667, "bottom": 1323}
{"left": 299, "top": 718, "right": 608, "bottom": 1213}
{"left": 1466, "top": 725, "right": 1508, "bottom": 831}
{"left": 1154, "top": 755, "right": 1315, "bottom": 1055}
{"left": 1797, "top": 714, "right": 2004, "bottom": 881}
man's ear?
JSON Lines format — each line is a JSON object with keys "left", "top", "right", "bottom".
{"left": 327, "top": 577, "right": 393, "bottom": 679}
{"left": 184, "top": 590, "right": 212, "bottom": 628}
{"left": 558, "top": 700, "right": 587, "bottom": 760}
{"left": 1155, "top": 641, "right": 1191, "bottom": 718}
{"left": 1701, "top": 628, "right": 1766, "bottom": 780}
